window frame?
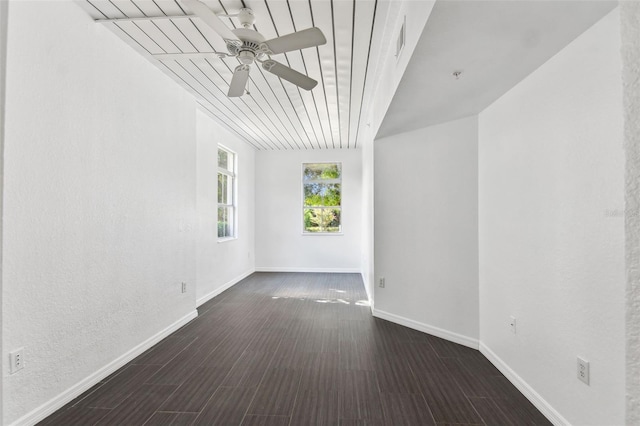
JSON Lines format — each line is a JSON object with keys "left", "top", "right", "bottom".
{"left": 301, "top": 162, "right": 343, "bottom": 236}
{"left": 217, "top": 145, "right": 237, "bottom": 242}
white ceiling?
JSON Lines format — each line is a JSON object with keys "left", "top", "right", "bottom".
{"left": 377, "top": 0, "right": 616, "bottom": 139}
{"left": 82, "top": 0, "right": 377, "bottom": 150}
{"left": 81, "top": 1, "right": 617, "bottom": 149}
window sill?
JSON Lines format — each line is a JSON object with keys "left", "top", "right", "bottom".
{"left": 218, "top": 237, "right": 237, "bottom": 243}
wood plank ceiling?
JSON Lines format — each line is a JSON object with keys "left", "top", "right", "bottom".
{"left": 82, "top": 0, "right": 378, "bottom": 150}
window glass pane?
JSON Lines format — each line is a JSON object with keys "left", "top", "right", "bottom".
{"left": 218, "top": 173, "right": 228, "bottom": 204}
{"left": 325, "top": 183, "right": 341, "bottom": 206}
{"left": 218, "top": 150, "right": 235, "bottom": 173}
{"left": 303, "top": 207, "right": 341, "bottom": 233}
{"left": 303, "top": 163, "right": 341, "bottom": 181}
{"left": 218, "top": 149, "right": 228, "bottom": 169}
{"left": 304, "top": 183, "right": 322, "bottom": 206}
{"left": 303, "top": 208, "right": 322, "bottom": 233}
{"left": 218, "top": 147, "right": 236, "bottom": 239}
{"left": 227, "top": 152, "right": 234, "bottom": 173}
{"left": 328, "top": 208, "right": 341, "bottom": 232}
{"left": 218, "top": 206, "right": 233, "bottom": 238}
{"left": 304, "top": 183, "right": 341, "bottom": 206}
{"left": 302, "top": 162, "right": 341, "bottom": 234}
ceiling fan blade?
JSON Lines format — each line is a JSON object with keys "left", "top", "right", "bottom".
{"left": 228, "top": 64, "right": 250, "bottom": 97}
{"left": 264, "top": 27, "right": 326, "bottom": 55}
{"left": 182, "top": 0, "right": 239, "bottom": 42}
{"left": 262, "top": 60, "right": 317, "bottom": 91}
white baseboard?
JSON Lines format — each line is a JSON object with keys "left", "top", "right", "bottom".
{"left": 11, "top": 310, "right": 198, "bottom": 426}
{"left": 479, "top": 343, "right": 568, "bottom": 426}
{"left": 196, "top": 268, "right": 254, "bottom": 307}
{"left": 255, "top": 266, "right": 361, "bottom": 273}
{"left": 372, "top": 308, "right": 479, "bottom": 349}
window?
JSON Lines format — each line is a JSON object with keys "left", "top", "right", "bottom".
{"left": 303, "top": 163, "right": 342, "bottom": 234}
{"left": 218, "top": 147, "right": 236, "bottom": 239}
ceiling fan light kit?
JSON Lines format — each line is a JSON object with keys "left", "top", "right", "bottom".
{"left": 183, "top": 0, "right": 326, "bottom": 97}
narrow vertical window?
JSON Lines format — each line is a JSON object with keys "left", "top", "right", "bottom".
{"left": 303, "top": 163, "right": 342, "bottom": 234}
{"left": 218, "top": 147, "right": 236, "bottom": 239}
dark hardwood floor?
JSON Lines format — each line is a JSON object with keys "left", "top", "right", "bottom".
{"left": 40, "top": 272, "right": 551, "bottom": 426}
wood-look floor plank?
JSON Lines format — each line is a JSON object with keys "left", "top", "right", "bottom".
{"left": 240, "top": 415, "right": 291, "bottom": 426}
{"left": 159, "top": 365, "right": 230, "bottom": 412}
{"left": 222, "top": 350, "right": 275, "bottom": 388}
{"left": 442, "top": 358, "right": 522, "bottom": 399}
{"left": 459, "top": 353, "right": 504, "bottom": 377}
{"left": 339, "top": 340, "right": 376, "bottom": 371}
{"left": 76, "top": 364, "right": 162, "bottom": 409}
{"left": 146, "top": 345, "right": 212, "bottom": 386}
{"left": 299, "top": 352, "right": 341, "bottom": 391}
{"left": 491, "top": 393, "right": 553, "bottom": 425}
{"left": 374, "top": 358, "right": 422, "bottom": 394}
{"left": 404, "top": 341, "right": 451, "bottom": 376}
{"left": 37, "top": 406, "right": 111, "bottom": 426}
{"left": 339, "top": 370, "right": 384, "bottom": 421}
{"left": 246, "top": 368, "right": 302, "bottom": 416}
{"left": 192, "top": 386, "right": 257, "bottom": 426}
{"left": 291, "top": 389, "right": 340, "bottom": 426}
{"left": 338, "top": 420, "right": 385, "bottom": 426}
{"left": 40, "top": 272, "right": 551, "bottom": 426}
{"left": 379, "top": 393, "right": 437, "bottom": 425}
{"left": 427, "top": 335, "right": 479, "bottom": 359}
{"left": 468, "top": 397, "right": 519, "bottom": 426}
{"left": 144, "top": 411, "right": 198, "bottom": 425}
{"left": 94, "top": 384, "right": 177, "bottom": 425}
{"left": 415, "top": 373, "right": 484, "bottom": 424}
{"left": 270, "top": 338, "right": 317, "bottom": 370}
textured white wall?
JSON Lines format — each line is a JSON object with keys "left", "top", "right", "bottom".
{"left": 622, "top": 1, "right": 640, "bottom": 423}
{"left": 374, "top": 116, "right": 479, "bottom": 344}
{"left": 360, "top": 139, "right": 375, "bottom": 305}
{"left": 255, "top": 149, "right": 362, "bottom": 272}
{"left": 196, "top": 109, "right": 255, "bottom": 304}
{"left": 478, "top": 9, "right": 624, "bottom": 425}
{"left": 0, "top": 0, "right": 7, "bottom": 421}
{"left": 3, "top": 2, "right": 197, "bottom": 423}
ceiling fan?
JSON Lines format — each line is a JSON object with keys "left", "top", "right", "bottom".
{"left": 183, "top": 0, "right": 327, "bottom": 97}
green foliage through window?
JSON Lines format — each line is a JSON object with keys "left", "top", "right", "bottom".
{"left": 303, "top": 163, "right": 342, "bottom": 233}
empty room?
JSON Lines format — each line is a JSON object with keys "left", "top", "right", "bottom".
{"left": 1, "top": 0, "right": 638, "bottom": 425}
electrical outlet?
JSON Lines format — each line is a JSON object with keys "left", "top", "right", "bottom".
{"left": 181, "top": 282, "right": 187, "bottom": 293}
{"left": 10, "top": 348, "right": 24, "bottom": 374}
{"left": 379, "top": 277, "right": 385, "bottom": 288}
{"left": 577, "top": 357, "right": 590, "bottom": 385}
{"left": 509, "top": 316, "right": 517, "bottom": 334}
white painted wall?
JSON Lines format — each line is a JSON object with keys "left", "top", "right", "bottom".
{"left": 478, "top": 9, "right": 624, "bottom": 425}
{"left": 374, "top": 116, "right": 479, "bottom": 345}
{"left": 360, "top": 139, "right": 375, "bottom": 305}
{"left": 3, "top": 2, "right": 197, "bottom": 424}
{"left": 0, "top": 0, "right": 7, "bottom": 421}
{"left": 255, "top": 149, "right": 362, "bottom": 272}
{"left": 622, "top": 1, "right": 640, "bottom": 423}
{"left": 355, "top": 0, "right": 435, "bottom": 299}
{"left": 196, "top": 109, "right": 255, "bottom": 305}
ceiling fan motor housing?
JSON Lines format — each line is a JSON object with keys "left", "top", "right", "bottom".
{"left": 227, "top": 28, "right": 267, "bottom": 63}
